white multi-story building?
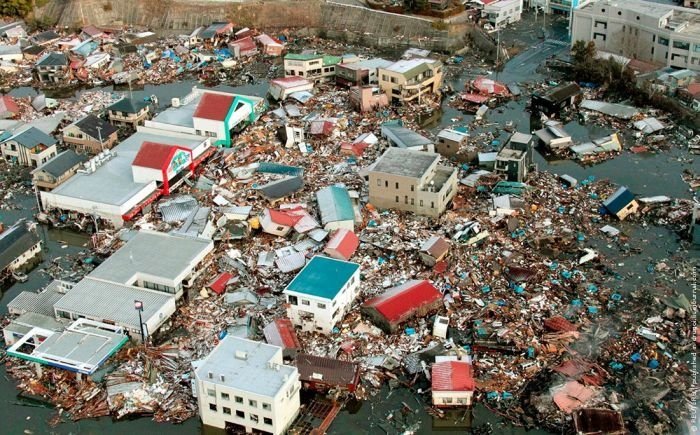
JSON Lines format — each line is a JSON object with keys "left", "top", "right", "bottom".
{"left": 283, "top": 53, "right": 343, "bottom": 82}
{"left": 484, "top": 0, "right": 524, "bottom": 29}
{"left": 193, "top": 337, "right": 301, "bottom": 434}
{"left": 283, "top": 256, "right": 361, "bottom": 334}
{"left": 572, "top": 0, "right": 700, "bottom": 71}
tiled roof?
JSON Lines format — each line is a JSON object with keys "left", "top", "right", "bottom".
{"left": 193, "top": 92, "right": 234, "bottom": 121}
{"left": 431, "top": 360, "right": 475, "bottom": 391}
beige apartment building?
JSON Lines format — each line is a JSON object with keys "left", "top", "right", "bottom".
{"left": 377, "top": 58, "right": 443, "bottom": 104}
{"left": 368, "top": 148, "right": 457, "bottom": 218}
{"left": 572, "top": 0, "right": 700, "bottom": 71}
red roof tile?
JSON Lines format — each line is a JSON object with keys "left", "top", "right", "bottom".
{"left": 324, "top": 229, "right": 359, "bottom": 261}
{"left": 209, "top": 272, "right": 233, "bottom": 295}
{"left": 193, "top": 92, "right": 234, "bottom": 121}
{"left": 432, "top": 361, "right": 475, "bottom": 391}
{"left": 363, "top": 280, "right": 442, "bottom": 323}
{"left": 132, "top": 141, "right": 182, "bottom": 170}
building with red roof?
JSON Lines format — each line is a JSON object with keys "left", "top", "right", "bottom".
{"left": 263, "top": 318, "right": 300, "bottom": 358}
{"left": 131, "top": 141, "right": 195, "bottom": 195}
{"left": 431, "top": 359, "right": 475, "bottom": 407}
{"left": 229, "top": 36, "right": 258, "bottom": 59}
{"left": 193, "top": 93, "right": 234, "bottom": 122}
{"left": 259, "top": 206, "right": 318, "bottom": 237}
{"left": 323, "top": 229, "right": 359, "bottom": 261}
{"left": 255, "top": 34, "right": 284, "bottom": 56}
{"left": 0, "top": 95, "right": 19, "bottom": 119}
{"left": 361, "top": 280, "right": 443, "bottom": 333}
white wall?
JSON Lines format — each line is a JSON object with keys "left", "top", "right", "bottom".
{"left": 433, "top": 390, "right": 473, "bottom": 406}
{"left": 193, "top": 117, "right": 226, "bottom": 141}
{"left": 132, "top": 165, "right": 163, "bottom": 184}
{"left": 8, "top": 242, "right": 42, "bottom": 271}
{"left": 286, "top": 268, "right": 360, "bottom": 334}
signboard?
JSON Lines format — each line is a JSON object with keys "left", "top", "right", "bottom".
{"left": 169, "top": 149, "right": 191, "bottom": 175}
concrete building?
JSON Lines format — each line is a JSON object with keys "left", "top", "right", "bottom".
{"left": 62, "top": 114, "right": 118, "bottom": 154}
{"left": 528, "top": 0, "right": 592, "bottom": 16}
{"left": 35, "top": 52, "right": 69, "bottom": 84}
{"left": 378, "top": 58, "right": 443, "bottom": 104}
{"left": 32, "top": 150, "right": 88, "bottom": 192}
{"left": 0, "top": 126, "right": 57, "bottom": 167}
{"left": 572, "top": 0, "right": 700, "bottom": 71}
{"left": 336, "top": 58, "right": 393, "bottom": 87}
{"left": 284, "top": 256, "right": 361, "bottom": 334}
{"left": 494, "top": 132, "right": 533, "bottom": 182}
{"left": 436, "top": 129, "right": 469, "bottom": 159}
{"left": 283, "top": 53, "right": 343, "bottom": 82}
{"left": 107, "top": 98, "right": 150, "bottom": 128}
{"left": 40, "top": 129, "right": 212, "bottom": 227}
{"left": 484, "top": 0, "right": 524, "bottom": 29}
{"left": 193, "top": 337, "right": 300, "bottom": 434}
{"left": 368, "top": 148, "right": 458, "bottom": 218}
{"left": 146, "top": 88, "right": 265, "bottom": 147}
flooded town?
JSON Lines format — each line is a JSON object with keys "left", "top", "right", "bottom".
{"left": 0, "top": 0, "right": 697, "bottom": 434}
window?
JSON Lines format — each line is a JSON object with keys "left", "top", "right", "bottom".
{"left": 384, "top": 180, "right": 388, "bottom": 187}
{"left": 263, "top": 403, "right": 271, "bottom": 411}
{"left": 236, "top": 410, "right": 245, "bottom": 418}
{"left": 594, "top": 21, "right": 607, "bottom": 29}
{"left": 221, "top": 392, "right": 230, "bottom": 400}
{"left": 301, "top": 299, "right": 310, "bottom": 306}
{"left": 235, "top": 396, "right": 244, "bottom": 404}
{"left": 223, "top": 407, "right": 231, "bottom": 415}
{"left": 673, "top": 41, "right": 690, "bottom": 50}
{"left": 404, "top": 196, "right": 408, "bottom": 204}
{"left": 264, "top": 417, "right": 273, "bottom": 425}
{"left": 376, "top": 178, "right": 381, "bottom": 186}
{"left": 395, "top": 196, "right": 399, "bottom": 203}
{"left": 250, "top": 414, "right": 259, "bottom": 423}
{"left": 209, "top": 403, "right": 217, "bottom": 411}
{"left": 410, "top": 185, "right": 414, "bottom": 192}
{"left": 617, "top": 11, "right": 621, "bottom": 15}
{"left": 249, "top": 399, "right": 257, "bottom": 407}
{"left": 659, "top": 37, "right": 669, "bottom": 46}
{"left": 593, "top": 33, "right": 606, "bottom": 42}
{"left": 288, "top": 295, "right": 298, "bottom": 305}
{"left": 317, "top": 302, "right": 326, "bottom": 309}
{"left": 395, "top": 182, "right": 399, "bottom": 189}
{"left": 207, "top": 389, "right": 215, "bottom": 397}
{"left": 276, "top": 226, "right": 284, "bottom": 231}
{"left": 410, "top": 198, "right": 414, "bottom": 205}
{"left": 420, "top": 200, "right": 424, "bottom": 207}
{"left": 431, "top": 202, "right": 435, "bottom": 208}
{"left": 333, "top": 308, "right": 340, "bottom": 318}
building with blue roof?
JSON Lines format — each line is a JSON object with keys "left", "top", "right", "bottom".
{"left": 602, "top": 186, "right": 638, "bottom": 220}
{"left": 283, "top": 256, "right": 361, "bottom": 334}
{"left": 316, "top": 185, "right": 356, "bottom": 231}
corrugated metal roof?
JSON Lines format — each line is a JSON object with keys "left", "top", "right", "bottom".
{"left": 263, "top": 318, "right": 300, "bottom": 350}
{"left": 317, "top": 185, "right": 354, "bottom": 225}
{"left": 276, "top": 251, "right": 307, "bottom": 273}
{"left": 159, "top": 196, "right": 199, "bottom": 223}
{"left": 362, "top": 280, "right": 442, "bottom": 323}
{"left": 431, "top": 360, "right": 475, "bottom": 391}
{"left": 53, "top": 277, "right": 174, "bottom": 329}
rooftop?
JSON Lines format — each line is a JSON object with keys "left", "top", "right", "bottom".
{"left": 0, "top": 222, "right": 39, "bottom": 271}
{"left": 362, "top": 280, "right": 442, "bottom": 323}
{"left": 432, "top": 360, "right": 475, "bottom": 391}
{"left": 53, "top": 277, "right": 174, "bottom": 330}
{"left": 193, "top": 92, "right": 234, "bottom": 121}
{"left": 383, "top": 58, "right": 439, "bottom": 77}
{"left": 49, "top": 131, "right": 205, "bottom": 207}
{"left": 284, "top": 256, "right": 360, "bottom": 300}
{"left": 131, "top": 141, "right": 187, "bottom": 170}
{"left": 296, "top": 354, "right": 359, "bottom": 386}
{"left": 33, "top": 149, "right": 87, "bottom": 178}
{"left": 72, "top": 114, "right": 117, "bottom": 140}
{"left": 36, "top": 52, "right": 67, "bottom": 67}
{"left": 372, "top": 147, "right": 439, "bottom": 179}
{"left": 285, "top": 52, "right": 323, "bottom": 61}
{"left": 108, "top": 98, "right": 149, "bottom": 114}
{"left": 195, "top": 337, "right": 297, "bottom": 397}
{"left": 6, "top": 126, "right": 56, "bottom": 148}
{"left": 316, "top": 185, "right": 355, "bottom": 224}
{"left": 381, "top": 124, "right": 433, "bottom": 150}
{"left": 89, "top": 230, "right": 212, "bottom": 285}
{"left": 339, "top": 58, "right": 393, "bottom": 71}
{"left": 579, "top": 0, "right": 700, "bottom": 37}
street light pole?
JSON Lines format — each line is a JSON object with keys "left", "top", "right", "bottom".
{"left": 134, "top": 300, "right": 145, "bottom": 343}
{"left": 96, "top": 126, "right": 104, "bottom": 152}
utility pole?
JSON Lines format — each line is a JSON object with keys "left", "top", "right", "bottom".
{"left": 496, "top": 28, "right": 501, "bottom": 66}
{"left": 134, "top": 300, "right": 145, "bottom": 344}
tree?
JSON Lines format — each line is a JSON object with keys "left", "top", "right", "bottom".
{"left": 0, "top": 0, "right": 32, "bottom": 18}
{"left": 571, "top": 40, "right": 596, "bottom": 65}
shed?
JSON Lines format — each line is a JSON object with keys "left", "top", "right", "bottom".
{"left": 531, "top": 82, "right": 581, "bottom": 117}
{"left": 323, "top": 229, "right": 359, "bottom": 261}
{"left": 361, "top": 280, "right": 443, "bottom": 333}
{"left": 316, "top": 185, "right": 355, "bottom": 231}
{"left": 419, "top": 236, "right": 450, "bottom": 266}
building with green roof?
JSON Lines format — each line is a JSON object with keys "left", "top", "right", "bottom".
{"left": 283, "top": 256, "right": 361, "bottom": 334}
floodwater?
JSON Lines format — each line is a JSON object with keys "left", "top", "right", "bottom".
{"left": 1, "top": 21, "right": 698, "bottom": 435}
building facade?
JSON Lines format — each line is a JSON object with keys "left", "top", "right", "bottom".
{"left": 32, "top": 150, "right": 88, "bottom": 192}
{"left": 107, "top": 98, "right": 150, "bottom": 128}
{"left": 368, "top": 148, "right": 458, "bottom": 218}
{"left": 0, "top": 127, "right": 58, "bottom": 168}
{"left": 284, "top": 53, "right": 342, "bottom": 82}
{"left": 378, "top": 58, "right": 443, "bottom": 104}
{"left": 572, "top": 0, "right": 700, "bottom": 71}
{"left": 194, "top": 337, "right": 300, "bottom": 435}
{"left": 62, "top": 114, "right": 118, "bottom": 154}
{"left": 35, "top": 52, "right": 69, "bottom": 83}
{"left": 484, "top": 0, "right": 524, "bottom": 29}
{"left": 284, "top": 256, "right": 361, "bottom": 334}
